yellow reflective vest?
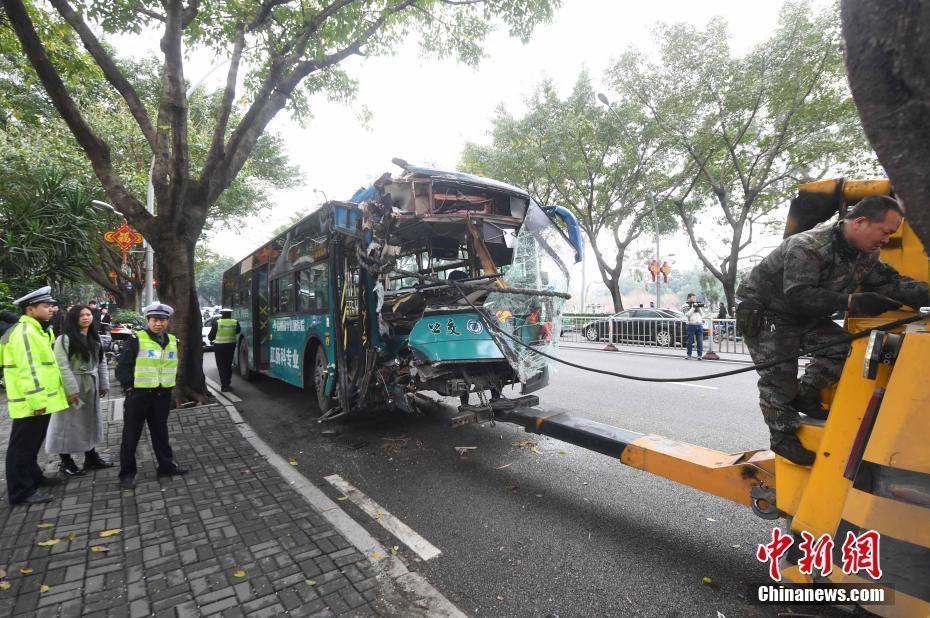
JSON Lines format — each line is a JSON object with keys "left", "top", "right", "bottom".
{"left": 214, "top": 318, "right": 238, "bottom": 344}
{"left": 133, "top": 330, "right": 178, "bottom": 389}
{"left": 0, "top": 316, "right": 68, "bottom": 418}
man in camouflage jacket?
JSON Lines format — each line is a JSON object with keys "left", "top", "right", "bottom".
{"left": 736, "top": 196, "right": 929, "bottom": 465}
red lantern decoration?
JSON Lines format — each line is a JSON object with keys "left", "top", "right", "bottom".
{"left": 660, "top": 261, "right": 672, "bottom": 283}
{"left": 103, "top": 220, "right": 144, "bottom": 264}
{"left": 648, "top": 259, "right": 659, "bottom": 282}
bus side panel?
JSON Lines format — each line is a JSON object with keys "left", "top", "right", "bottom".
{"left": 268, "top": 315, "right": 332, "bottom": 387}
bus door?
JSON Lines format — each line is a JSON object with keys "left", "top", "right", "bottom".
{"left": 255, "top": 263, "right": 270, "bottom": 369}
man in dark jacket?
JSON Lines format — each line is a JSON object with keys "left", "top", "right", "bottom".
{"left": 737, "top": 196, "right": 929, "bottom": 465}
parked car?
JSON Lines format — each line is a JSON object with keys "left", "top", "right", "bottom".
{"left": 582, "top": 308, "right": 708, "bottom": 347}
{"left": 202, "top": 315, "right": 219, "bottom": 350}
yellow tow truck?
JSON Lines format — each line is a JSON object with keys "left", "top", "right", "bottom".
{"left": 497, "top": 178, "right": 929, "bottom": 616}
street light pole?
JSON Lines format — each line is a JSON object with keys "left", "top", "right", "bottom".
{"left": 597, "top": 92, "right": 661, "bottom": 309}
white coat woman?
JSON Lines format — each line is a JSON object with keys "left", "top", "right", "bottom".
{"left": 48, "top": 305, "right": 113, "bottom": 475}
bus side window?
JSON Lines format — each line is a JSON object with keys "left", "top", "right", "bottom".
{"left": 271, "top": 276, "right": 294, "bottom": 314}
{"left": 297, "top": 264, "right": 329, "bottom": 313}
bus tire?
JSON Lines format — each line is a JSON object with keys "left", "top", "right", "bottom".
{"left": 314, "top": 345, "right": 334, "bottom": 413}
{"left": 237, "top": 340, "right": 252, "bottom": 381}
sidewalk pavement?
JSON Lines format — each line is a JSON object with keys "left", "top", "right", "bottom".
{"left": 0, "top": 385, "right": 392, "bottom": 616}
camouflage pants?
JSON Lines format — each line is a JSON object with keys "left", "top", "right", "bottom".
{"left": 744, "top": 316, "right": 849, "bottom": 432}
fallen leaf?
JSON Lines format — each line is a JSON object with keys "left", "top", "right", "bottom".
{"left": 337, "top": 496, "right": 349, "bottom": 501}
{"left": 36, "top": 539, "right": 60, "bottom": 547}
{"left": 731, "top": 544, "right": 740, "bottom": 549}
{"left": 305, "top": 579, "right": 317, "bottom": 586}
{"left": 0, "top": 581, "right": 10, "bottom": 591}
{"left": 19, "top": 567, "right": 33, "bottom": 575}
{"left": 39, "top": 584, "right": 50, "bottom": 593}
{"left": 374, "top": 511, "right": 382, "bottom": 520}
{"left": 702, "top": 576, "right": 718, "bottom": 589}
{"left": 390, "top": 546, "right": 398, "bottom": 556}
{"left": 63, "top": 532, "right": 76, "bottom": 541}
{"left": 531, "top": 446, "right": 541, "bottom": 455}
{"left": 496, "top": 595, "right": 504, "bottom": 601}
{"left": 89, "top": 546, "right": 110, "bottom": 553}
{"left": 371, "top": 551, "right": 382, "bottom": 559}
{"left": 99, "top": 529, "right": 122, "bottom": 538}
{"left": 36, "top": 523, "right": 54, "bottom": 529}
{"left": 288, "top": 458, "right": 298, "bottom": 466}
{"left": 233, "top": 570, "right": 246, "bottom": 578}
{"left": 559, "top": 451, "right": 566, "bottom": 455}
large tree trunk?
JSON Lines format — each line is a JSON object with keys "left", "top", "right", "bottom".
{"left": 841, "top": 0, "right": 930, "bottom": 250}
{"left": 154, "top": 234, "right": 207, "bottom": 404}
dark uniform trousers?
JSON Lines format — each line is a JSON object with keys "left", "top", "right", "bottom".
{"left": 214, "top": 343, "right": 236, "bottom": 388}
{"left": 119, "top": 389, "right": 174, "bottom": 478}
{"left": 6, "top": 414, "right": 52, "bottom": 503}
{"left": 744, "top": 315, "right": 849, "bottom": 433}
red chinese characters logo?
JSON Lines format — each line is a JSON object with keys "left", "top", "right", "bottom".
{"left": 756, "top": 529, "right": 882, "bottom": 581}
{"left": 841, "top": 530, "right": 882, "bottom": 579}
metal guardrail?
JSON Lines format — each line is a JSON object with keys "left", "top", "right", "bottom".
{"left": 558, "top": 315, "right": 748, "bottom": 355}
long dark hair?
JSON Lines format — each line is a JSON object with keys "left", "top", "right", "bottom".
{"left": 62, "top": 305, "right": 101, "bottom": 362}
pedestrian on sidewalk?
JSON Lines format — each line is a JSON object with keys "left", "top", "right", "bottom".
{"left": 683, "top": 293, "right": 706, "bottom": 360}
{"left": 0, "top": 286, "right": 69, "bottom": 505}
{"left": 48, "top": 305, "right": 113, "bottom": 477}
{"left": 115, "top": 303, "right": 188, "bottom": 490}
{"left": 209, "top": 308, "right": 240, "bottom": 392}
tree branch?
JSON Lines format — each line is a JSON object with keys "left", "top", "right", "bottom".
{"left": 48, "top": 0, "right": 157, "bottom": 149}
{"left": 1, "top": 0, "right": 153, "bottom": 231}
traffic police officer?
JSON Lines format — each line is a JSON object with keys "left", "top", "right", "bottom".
{"left": 1, "top": 286, "right": 69, "bottom": 505}
{"left": 115, "top": 302, "right": 188, "bottom": 489}
{"left": 208, "top": 308, "right": 240, "bottom": 392}
{"left": 737, "top": 196, "right": 930, "bottom": 465}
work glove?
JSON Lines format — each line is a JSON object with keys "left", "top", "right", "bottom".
{"left": 849, "top": 292, "right": 902, "bottom": 316}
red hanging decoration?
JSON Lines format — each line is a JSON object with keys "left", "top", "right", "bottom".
{"left": 103, "top": 220, "right": 144, "bottom": 264}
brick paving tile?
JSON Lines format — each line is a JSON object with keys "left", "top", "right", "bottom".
{"left": 0, "top": 391, "right": 398, "bottom": 616}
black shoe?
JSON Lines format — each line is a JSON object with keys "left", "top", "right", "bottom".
{"left": 792, "top": 390, "right": 829, "bottom": 420}
{"left": 118, "top": 476, "right": 136, "bottom": 490}
{"left": 60, "top": 459, "right": 86, "bottom": 477}
{"left": 18, "top": 489, "right": 53, "bottom": 505}
{"left": 83, "top": 451, "right": 114, "bottom": 470}
{"left": 770, "top": 431, "right": 816, "bottom": 466}
{"left": 38, "top": 474, "right": 64, "bottom": 485}
{"left": 220, "top": 385, "right": 230, "bottom": 392}
{"left": 157, "top": 465, "right": 189, "bottom": 477}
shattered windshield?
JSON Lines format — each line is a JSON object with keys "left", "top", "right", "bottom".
{"left": 483, "top": 204, "right": 573, "bottom": 382}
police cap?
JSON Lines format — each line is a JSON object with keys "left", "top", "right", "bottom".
{"left": 142, "top": 303, "right": 174, "bottom": 319}
{"left": 220, "top": 308, "right": 232, "bottom": 315}
{"left": 13, "top": 286, "right": 57, "bottom": 307}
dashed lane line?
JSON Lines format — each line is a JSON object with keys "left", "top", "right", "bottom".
{"left": 324, "top": 473, "right": 443, "bottom": 562}
{"left": 670, "top": 382, "right": 718, "bottom": 390}
{"left": 209, "top": 387, "right": 464, "bottom": 617}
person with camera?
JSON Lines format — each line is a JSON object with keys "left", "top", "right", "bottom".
{"left": 682, "top": 293, "right": 706, "bottom": 360}
{"left": 736, "top": 196, "right": 929, "bottom": 466}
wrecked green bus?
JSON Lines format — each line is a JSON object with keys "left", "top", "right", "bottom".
{"left": 222, "top": 161, "right": 582, "bottom": 420}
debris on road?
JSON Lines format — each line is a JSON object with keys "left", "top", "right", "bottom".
{"left": 455, "top": 446, "right": 478, "bottom": 456}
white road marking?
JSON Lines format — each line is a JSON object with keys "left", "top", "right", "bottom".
{"left": 205, "top": 377, "right": 243, "bottom": 402}
{"left": 214, "top": 392, "right": 464, "bottom": 616}
{"left": 325, "top": 473, "right": 443, "bottom": 562}
{"left": 670, "top": 382, "right": 718, "bottom": 390}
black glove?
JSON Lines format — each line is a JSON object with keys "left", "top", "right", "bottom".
{"left": 849, "top": 293, "right": 902, "bottom": 316}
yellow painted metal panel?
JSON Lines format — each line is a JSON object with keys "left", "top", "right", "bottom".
{"left": 842, "top": 489, "right": 930, "bottom": 549}
{"left": 861, "top": 333, "right": 930, "bottom": 475}
{"left": 788, "top": 339, "right": 892, "bottom": 535}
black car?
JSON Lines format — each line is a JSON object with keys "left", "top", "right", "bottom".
{"left": 582, "top": 308, "right": 689, "bottom": 347}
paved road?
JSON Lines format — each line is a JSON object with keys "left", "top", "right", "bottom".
{"left": 206, "top": 349, "right": 836, "bottom": 617}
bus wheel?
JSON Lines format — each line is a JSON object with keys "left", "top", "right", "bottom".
{"left": 237, "top": 341, "right": 252, "bottom": 381}
{"left": 314, "top": 346, "right": 334, "bottom": 413}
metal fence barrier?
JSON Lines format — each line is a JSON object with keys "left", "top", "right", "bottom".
{"left": 558, "top": 315, "right": 748, "bottom": 355}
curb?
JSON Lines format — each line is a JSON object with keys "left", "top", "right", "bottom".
{"left": 207, "top": 386, "right": 466, "bottom": 618}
